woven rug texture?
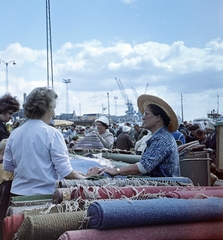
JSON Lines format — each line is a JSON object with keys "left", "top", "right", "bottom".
{"left": 70, "top": 185, "right": 223, "bottom": 201}
{"left": 15, "top": 211, "right": 86, "bottom": 240}
{"left": 56, "top": 177, "right": 193, "bottom": 189}
{"left": 3, "top": 214, "right": 24, "bottom": 240}
{"left": 87, "top": 198, "right": 223, "bottom": 229}
{"left": 10, "top": 194, "right": 53, "bottom": 207}
{"left": 52, "top": 187, "right": 75, "bottom": 204}
{"left": 166, "top": 188, "right": 223, "bottom": 199}
{"left": 58, "top": 221, "right": 223, "bottom": 240}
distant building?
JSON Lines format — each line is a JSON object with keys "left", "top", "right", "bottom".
{"left": 82, "top": 113, "right": 102, "bottom": 121}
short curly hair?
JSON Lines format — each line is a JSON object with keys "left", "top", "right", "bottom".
{"left": 0, "top": 93, "right": 20, "bottom": 114}
{"left": 23, "top": 87, "right": 58, "bottom": 119}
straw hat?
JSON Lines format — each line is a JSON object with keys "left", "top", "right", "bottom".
{"left": 137, "top": 94, "right": 178, "bottom": 132}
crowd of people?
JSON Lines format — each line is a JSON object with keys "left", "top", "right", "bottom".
{"left": 0, "top": 87, "right": 219, "bottom": 238}
{"left": 59, "top": 115, "right": 217, "bottom": 160}
{"left": 175, "top": 120, "right": 216, "bottom": 157}
{"left": 60, "top": 120, "right": 153, "bottom": 154}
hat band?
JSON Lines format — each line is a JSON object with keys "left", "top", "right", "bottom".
{"left": 143, "top": 101, "right": 171, "bottom": 118}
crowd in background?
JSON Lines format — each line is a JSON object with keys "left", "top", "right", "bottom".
{"left": 8, "top": 116, "right": 217, "bottom": 158}
{"left": 52, "top": 118, "right": 216, "bottom": 162}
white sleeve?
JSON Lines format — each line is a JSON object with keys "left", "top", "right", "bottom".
{"left": 3, "top": 140, "right": 15, "bottom": 172}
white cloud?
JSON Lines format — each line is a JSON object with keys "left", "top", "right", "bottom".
{"left": 0, "top": 38, "right": 223, "bottom": 121}
{"left": 121, "top": 0, "right": 138, "bottom": 4}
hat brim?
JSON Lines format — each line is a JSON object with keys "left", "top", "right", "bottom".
{"left": 137, "top": 94, "right": 178, "bottom": 132}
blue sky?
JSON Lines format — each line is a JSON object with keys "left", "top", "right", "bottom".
{"left": 0, "top": 0, "right": 223, "bottom": 122}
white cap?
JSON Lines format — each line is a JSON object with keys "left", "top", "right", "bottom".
{"left": 205, "top": 121, "right": 215, "bottom": 130}
{"left": 123, "top": 126, "right": 131, "bottom": 132}
{"left": 95, "top": 116, "right": 109, "bottom": 126}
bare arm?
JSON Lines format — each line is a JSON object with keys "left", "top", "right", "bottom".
{"left": 65, "top": 170, "right": 86, "bottom": 179}
{"left": 65, "top": 167, "right": 103, "bottom": 179}
{"left": 104, "top": 163, "right": 140, "bottom": 176}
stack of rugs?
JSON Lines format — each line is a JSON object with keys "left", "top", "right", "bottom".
{"left": 3, "top": 176, "right": 223, "bottom": 240}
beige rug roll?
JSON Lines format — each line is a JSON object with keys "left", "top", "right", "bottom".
{"left": 15, "top": 211, "right": 87, "bottom": 240}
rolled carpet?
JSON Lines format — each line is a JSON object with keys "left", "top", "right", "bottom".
{"left": 10, "top": 194, "right": 53, "bottom": 207}
{"left": 63, "top": 185, "right": 223, "bottom": 201}
{"left": 6, "top": 204, "right": 53, "bottom": 216}
{"left": 71, "top": 185, "right": 223, "bottom": 201}
{"left": 16, "top": 211, "right": 86, "bottom": 240}
{"left": 58, "top": 221, "right": 223, "bottom": 240}
{"left": 87, "top": 198, "right": 223, "bottom": 229}
{"left": 102, "top": 152, "right": 140, "bottom": 163}
{"left": 166, "top": 189, "right": 223, "bottom": 199}
{"left": 52, "top": 187, "right": 75, "bottom": 204}
{"left": 71, "top": 185, "right": 195, "bottom": 201}
{"left": 56, "top": 177, "right": 193, "bottom": 188}
{"left": 3, "top": 214, "right": 24, "bottom": 240}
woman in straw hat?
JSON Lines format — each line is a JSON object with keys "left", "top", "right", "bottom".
{"left": 101, "top": 94, "right": 180, "bottom": 177}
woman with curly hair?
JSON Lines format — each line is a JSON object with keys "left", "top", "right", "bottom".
{"left": 0, "top": 93, "right": 20, "bottom": 141}
{"left": 0, "top": 92, "right": 19, "bottom": 235}
{"left": 3, "top": 87, "right": 98, "bottom": 196}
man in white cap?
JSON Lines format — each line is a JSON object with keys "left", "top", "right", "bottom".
{"left": 205, "top": 121, "right": 215, "bottom": 136}
{"left": 115, "top": 125, "right": 134, "bottom": 151}
{"left": 101, "top": 94, "right": 180, "bottom": 177}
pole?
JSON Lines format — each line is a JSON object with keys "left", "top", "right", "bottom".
{"left": 63, "top": 79, "right": 71, "bottom": 114}
{"left": 107, "top": 92, "right": 110, "bottom": 124}
{"left": 181, "top": 93, "right": 184, "bottom": 122}
{"left": 6, "top": 63, "right": 8, "bottom": 93}
{"left": 114, "top": 96, "right": 118, "bottom": 116}
{"left": 46, "top": 0, "right": 54, "bottom": 89}
{"left": 217, "top": 94, "right": 219, "bottom": 116}
{"left": 79, "top": 103, "right": 81, "bottom": 117}
{"left": 0, "top": 59, "right": 16, "bottom": 93}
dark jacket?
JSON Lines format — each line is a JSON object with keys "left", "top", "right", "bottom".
{"left": 0, "top": 121, "right": 10, "bottom": 142}
{"left": 116, "top": 132, "right": 134, "bottom": 151}
{"left": 205, "top": 129, "right": 216, "bottom": 150}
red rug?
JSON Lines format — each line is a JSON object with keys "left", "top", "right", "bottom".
{"left": 166, "top": 188, "right": 223, "bottom": 198}
{"left": 58, "top": 220, "right": 223, "bottom": 240}
{"left": 3, "top": 214, "right": 24, "bottom": 240}
{"left": 71, "top": 185, "right": 223, "bottom": 200}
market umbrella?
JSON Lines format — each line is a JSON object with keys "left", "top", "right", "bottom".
{"left": 53, "top": 119, "right": 74, "bottom": 126}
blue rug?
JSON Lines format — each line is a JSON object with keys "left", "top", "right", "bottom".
{"left": 69, "top": 158, "right": 193, "bottom": 184}
{"left": 87, "top": 198, "right": 223, "bottom": 229}
{"left": 70, "top": 158, "right": 102, "bottom": 175}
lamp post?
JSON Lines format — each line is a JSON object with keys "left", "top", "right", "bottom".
{"left": 181, "top": 93, "right": 184, "bottom": 122}
{"left": 107, "top": 92, "right": 110, "bottom": 124}
{"left": 114, "top": 96, "right": 118, "bottom": 116}
{"left": 0, "top": 59, "right": 16, "bottom": 93}
{"left": 63, "top": 79, "right": 71, "bottom": 114}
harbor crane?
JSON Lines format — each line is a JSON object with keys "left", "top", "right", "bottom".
{"left": 131, "top": 87, "right": 143, "bottom": 118}
{"left": 115, "top": 77, "right": 136, "bottom": 120}
{"left": 144, "top": 83, "right": 149, "bottom": 94}
{"left": 131, "top": 87, "right": 138, "bottom": 100}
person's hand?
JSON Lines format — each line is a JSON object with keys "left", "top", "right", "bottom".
{"left": 104, "top": 167, "right": 118, "bottom": 176}
{"left": 92, "top": 131, "right": 99, "bottom": 136}
{"left": 78, "top": 172, "right": 86, "bottom": 176}
{"left": 86, "top": 166, "right": 103, "bottom": 176}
